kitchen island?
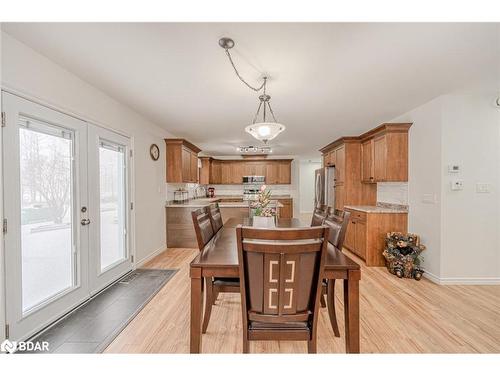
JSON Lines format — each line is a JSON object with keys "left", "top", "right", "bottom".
{"left": 165, "top": 197, "right": 284, "bottom": 248}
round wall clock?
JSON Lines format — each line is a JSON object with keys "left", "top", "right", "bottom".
{"left": 150, "top": 144, "right": 160, "bottom": 161}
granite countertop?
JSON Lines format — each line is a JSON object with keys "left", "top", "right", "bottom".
{"left": 215, "top": 194, "right": 291, "bottom": 200}
{"left": 166, "top": 198, "right": 220, "bottom": 208}
{"left": 166, "top": 197, "right": 284, "bottom": 208}
{"left": 344, "top": 204, "right": 408, "bottom": 214}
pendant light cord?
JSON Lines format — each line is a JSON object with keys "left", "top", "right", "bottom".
{"left": 222, "top": 41, "right": 278, "bottom": 125}
{"left": 224, "top": 49, "right": 267, "bottom": 92}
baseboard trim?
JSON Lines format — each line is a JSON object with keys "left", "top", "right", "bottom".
{"left": 136, "top": 245, "right": 168, "bottom": 268}
{"left": 422, "top": 270, "right": 441, "bottom": 284}
{"left": 423, "top": 271, "right": 500, "bottom": 285}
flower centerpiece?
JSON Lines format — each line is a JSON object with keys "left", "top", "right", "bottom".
{"left": 250, "top": 185, "right": 276, "bottom": 227}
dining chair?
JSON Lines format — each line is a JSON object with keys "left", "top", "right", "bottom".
{"left": 191, "top": 207, "right": 215, "bottom": 251}
{"left": 191, "top": 207, "right": 239, "bottom": 334}
{"left": 207, "top": 202, "right": 224, "bottom": 233}
{"left": 311, "top": 204, "right": 330, "bottom": 308}
{"left": 311, "top": 204, "right": 329, "bottom": 226}
{"left": 236, "top": 225, "right": 330, "bottom": 353}
{"left": 321, "top": 208, "right": 351, "bottom": 337}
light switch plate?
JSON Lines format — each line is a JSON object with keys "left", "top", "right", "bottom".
{"left": 476, "top": 183, "right": 490, "bottom": 193}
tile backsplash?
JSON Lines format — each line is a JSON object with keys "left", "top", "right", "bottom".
{"left": 166, "top": 183, "right": 201, "bottom": 201}
{"left": 377, "top": 182, "right": 408, "bottom": 205}
{"left": 166, "top": 183, "right": 296, "bottom": 201}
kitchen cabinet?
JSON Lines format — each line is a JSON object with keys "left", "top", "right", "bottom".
{"left": 334, "top": 184, "right": 345, "bottom": 211}
{"left": 266, "top": 162, "right": 280, "bottom": 184}
{"left": 344, "top": 208, "right": 407, "bottom": 266}
{"left": 220, "top": 161, "right": 232, "bottom": 184}
{"left": 361, "top": 139, "right": 373, "bottom": 183}
{"left": 165, "top": 138, "right": 201, "bottom": 183}
{"left": 360, "top": 124, "right": 410, "bottom": 183}
{"left": 277, "top": 198, "right": 293, "bottom": 218}
{"left": 278, "top": 161, "right": 291, "bottom": 184}
{"left": 334, "top": 146, "right": 345, "bottom": 184}
{"left": 202, "top": 159, "right": 292, "bottom": 185}
{"left": 320, "top": 139, "right": 370, "bottom": 208}
{"left": 210, "top": 160, "right": 222, "bottom": 184}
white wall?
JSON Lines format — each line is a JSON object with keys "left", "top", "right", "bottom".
{"left": 299, "top": 160, "right": 321, "bottom": 213}
{"left": 440, "top": 93, "right": 500, "bottom": 281}
{"left": 391, "top": 92, "right": 500, "bottom": 284}
{"left": 1, "top": 31, "right": 173, "bottom": 267}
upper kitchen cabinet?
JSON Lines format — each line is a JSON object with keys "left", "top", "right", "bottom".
{"left": 360, "top": 123, "right": 411, "bottom": 183}
{"left": 320, "top": 138, "right": 367, "bottom": 208}
{"left": 165, "top": 138, "right": 201, "bottom": 183}
{"left": 198, "top": 158, "right": 292, "bottom": 185}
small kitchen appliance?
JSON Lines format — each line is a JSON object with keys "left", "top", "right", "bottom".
{"left": 173, "top": 189, "right": 189, "bottom": 203}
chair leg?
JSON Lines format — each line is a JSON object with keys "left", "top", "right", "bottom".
{"left": 327, "top": 280, "right": 340, "bottom": 337}
{"left": 320, "top": 293, "right": 327, "bottom": 308}
{"left": 212, "top": 288, "right": 220, "bottom": 305}
{"left": 202, "top": 277, "right": 214, "bottom": 334}
{"left": 242, "top": 334, "right": 250, "bottom": 353}
{"left": 307, "top": 337, "right": 317, "bottom": 354}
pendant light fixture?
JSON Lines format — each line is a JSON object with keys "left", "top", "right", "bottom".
{"left": 219, "top": 37, "right": 285, "bottom": 144}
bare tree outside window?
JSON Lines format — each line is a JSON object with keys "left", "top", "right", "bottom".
{"left": 20, "top": 128, "right": 72, "bottom": 225}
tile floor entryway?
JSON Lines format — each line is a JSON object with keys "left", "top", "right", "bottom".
{"left": 27, "top": 269, "right": 177, "bottom": 353}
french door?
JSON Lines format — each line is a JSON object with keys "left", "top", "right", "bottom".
{"left": 2, "top": 92, "right": 133, "bottom": 341}
{"left": 87, "top": 125, "right": 132, "bottom": 294}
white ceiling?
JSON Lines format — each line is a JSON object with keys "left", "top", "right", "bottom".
{"left": 2, "top": 23, "right": 499, "bottom": 157}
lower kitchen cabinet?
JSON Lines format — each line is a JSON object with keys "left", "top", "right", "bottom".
{"left": 344, "top": 208, "right": 407, "bottom": 266}
{"left": 277, "top": 198, "right": 293, "bottom": 218}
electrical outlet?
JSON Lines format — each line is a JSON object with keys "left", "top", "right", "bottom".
{"left": 422, "top": 194, "right": 437, "bottom": 204}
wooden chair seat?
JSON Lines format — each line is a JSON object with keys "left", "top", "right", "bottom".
{"left": 249, "top": 321, "right": 310, "bottom": 330}
{"left": 213, "top": 277, "right": 240, "bottom": 286}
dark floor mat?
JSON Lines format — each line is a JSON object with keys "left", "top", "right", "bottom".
{"left": 26, "top": 268, "right": 177, "bottom": 353}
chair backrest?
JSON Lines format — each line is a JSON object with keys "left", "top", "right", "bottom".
{"left": 311, "top": 204, "right": 329, "bottom": 226}
{"left": 236, "top": 225, "right": 329, "bottom": 328}
{"left": 324, "top": 209, "right": 351, "bottom": 249}
{"left": 191, "top": 207, "right": 215, "bottom": 251}
{"left": 208, "top": 202, "right": 223, "bottom": 233}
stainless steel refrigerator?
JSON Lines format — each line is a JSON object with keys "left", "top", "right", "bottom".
{"left": 314, "top": 167, "right": 335, "bottom": 208}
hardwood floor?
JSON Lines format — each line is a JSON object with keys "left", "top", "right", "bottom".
{"left": 104, "top": 245, "right": 500, "bottom": 353}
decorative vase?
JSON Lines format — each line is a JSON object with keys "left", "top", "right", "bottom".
{"left": 252, "top": 215, "right": 275, "bottom": 228}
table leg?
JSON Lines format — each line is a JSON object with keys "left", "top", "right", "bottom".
{"left": 190, "top": 267, "right": 204, "bottom": 353}
{"left": 343, "top": 270, "right": 360, "bottom": 353}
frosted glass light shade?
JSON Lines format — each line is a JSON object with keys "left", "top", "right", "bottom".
{"left": 245, "top": 122, "right": 285, "bottom": 143}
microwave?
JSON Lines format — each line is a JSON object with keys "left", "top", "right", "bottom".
{"left": 242, "top": 176, "right": 265, "bottom": 184}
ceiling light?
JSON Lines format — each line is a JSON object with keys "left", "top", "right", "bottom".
{"left": 219, "top": 37, "right": 286, "bottom": 144}
{"left": 238, "top": 145, "right": 272, "bottom": 154}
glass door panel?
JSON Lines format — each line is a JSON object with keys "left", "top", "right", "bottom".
{"left": 88, "top": 124, "right": 132, "bottom": 294}
{"left": 19, "top": 119, "right": 76, "bottom": 314}
{"left": 99, "top": 141, "right": 126, "bottom": 271}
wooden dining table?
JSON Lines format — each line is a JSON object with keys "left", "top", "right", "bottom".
{"left": 189, "top": 217, "right": 361, "bottom": 353}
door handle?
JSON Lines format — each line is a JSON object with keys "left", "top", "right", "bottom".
{"left": 81, "top": 219, "right": 91, "bottom": 226}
